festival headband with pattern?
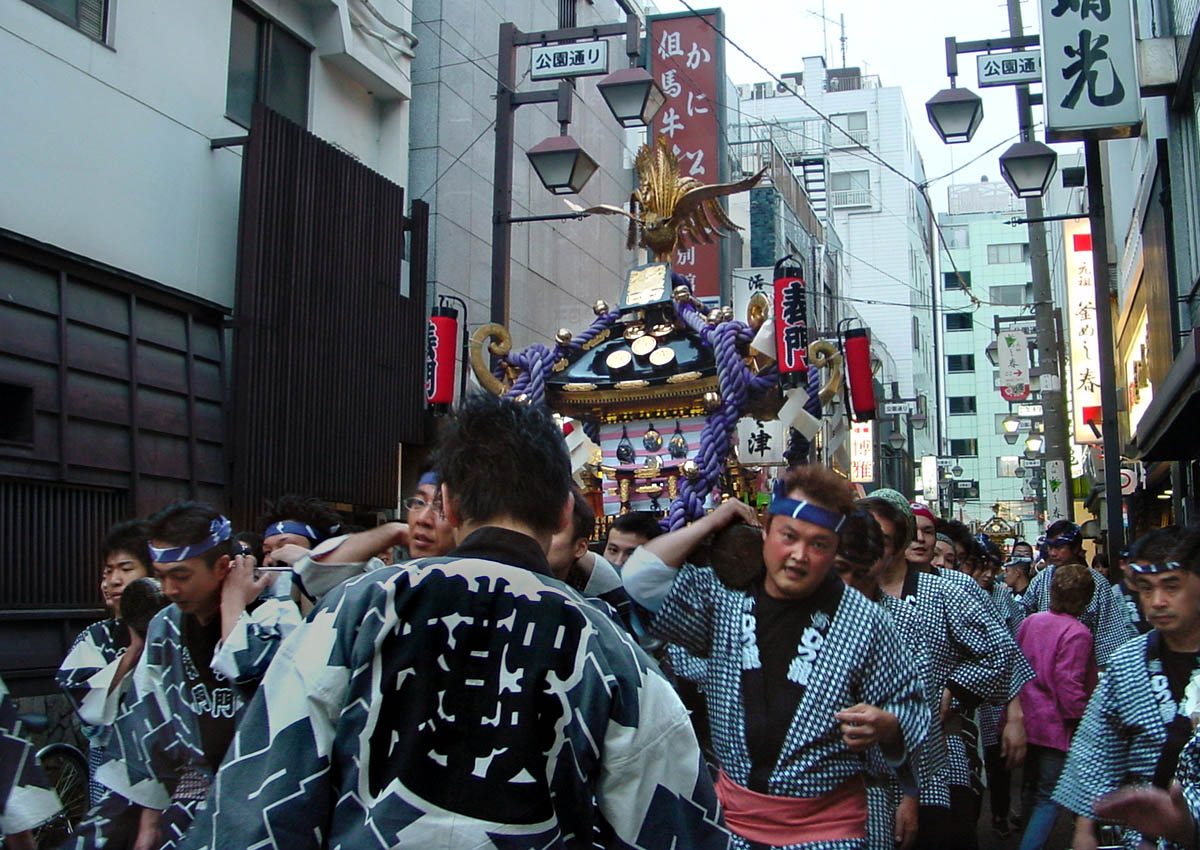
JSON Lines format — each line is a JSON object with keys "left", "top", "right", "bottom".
{"left": 1044, "top": 524, "right": 1082, "bottom": 547}
{"left": 149, "top": 516, "right": 233, "bottom": 564}
{"left": 768, "top": 479, "right": 846, "bottom": 534}
{"left": 417, "top": 470, "right": 440, "bottom": 488}
{"left": 1129, "top": 560, "right": 1190, "bottom": 575}
{"left": 935, "top": 532, "right": 954, "bottom": 546}
{"left": 262, "top": 520, "right": 321, "bottom": 542}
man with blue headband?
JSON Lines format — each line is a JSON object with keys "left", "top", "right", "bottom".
{"left": 623, "top": 464, "right": 929, "bottom": 850}
{"left": 1018, "top": 519, "right": 1135, "bottom": 667}
{"left": 90, "top": 502, "right": 300, "bottom": 850}
{"left": 1055, "top": 522, "right": 1200, "bottom": 850}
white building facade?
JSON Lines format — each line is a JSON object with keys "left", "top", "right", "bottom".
{"left": 736, "top": 55, "right": 939, "bottom": 468}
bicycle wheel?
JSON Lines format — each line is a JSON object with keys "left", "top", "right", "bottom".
{"left": 32, "top": 743, "right": 89, "bottom": 849}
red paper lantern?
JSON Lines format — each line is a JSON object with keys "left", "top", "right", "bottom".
{"left": 425, "top": 306, "right": 458, "bottom": 406}
{"left": 844, "top": 327, "right": 876, "bottom": 421}
{"left": 772, "top": 258, "right": 808, "bottom": 384}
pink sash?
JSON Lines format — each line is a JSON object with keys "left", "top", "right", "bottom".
{"left": 715, "top": 770, "right": 867, "bottom": 846}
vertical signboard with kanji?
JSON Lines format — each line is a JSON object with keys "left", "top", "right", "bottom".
{"left": 850, "top": 421, "right": 875, "bottom": 484}
{"left": 1063, "top": 218, "right": 1102, "bottom": 443}
{"left": 649, "top": 10, "right": 727, "bottom": 299}
{"left": 1040, "top": 0, "right": 1140, "bottom": 140}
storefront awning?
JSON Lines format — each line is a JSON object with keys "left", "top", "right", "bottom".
{"left": 1132, "top": 327, "right": 1200, "bottom": 461}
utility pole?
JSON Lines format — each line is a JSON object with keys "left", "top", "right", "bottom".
{"left": 1007, "top": 0, "right": 1072, "bottom": 521}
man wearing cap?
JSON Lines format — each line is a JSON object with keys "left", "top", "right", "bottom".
{"left": 1055, "top": 523, "right": 1200, "bottom": 850}
{"left": 95, "top": 502, "right": 300, "bottom": 850}
{"left": 1019, "top": 519, "right": 1135, "bottom": 667}
{"left": 624, "top": 465, "right": 930, "bottom": 850}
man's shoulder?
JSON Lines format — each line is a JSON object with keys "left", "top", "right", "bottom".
{"left": 1104, "top": 631, "right": 1152, "bottom": 672}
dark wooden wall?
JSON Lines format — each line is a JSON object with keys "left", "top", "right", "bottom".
{"left": 228, "top": 104, "right": 428, "bottom": 529}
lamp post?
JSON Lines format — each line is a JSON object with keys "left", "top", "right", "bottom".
{"left": 883, "top": 381, "right": 928, "bottom": 499}
{"left": 490, "top": 16, "right": 664, "bottom": 327}
{"left": 928, "top": 5, "right": 1072, "bottom": 529}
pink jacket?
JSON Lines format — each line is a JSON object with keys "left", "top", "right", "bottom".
{"left": 1015, "top": 611, "right": 1099, "bottom": 751}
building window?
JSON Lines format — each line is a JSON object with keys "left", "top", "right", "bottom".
{"left": 0, "top": 382, "right": 34, "bottom": 445}
{"left": 943, "top": 270, "right": 971, "bottom": 290}
{"left": 945, "top": 313, "right": 972, "bottom": 331}
{"left": 226, "top": 2, "right": 312, "bottom": 128}
{"left": 831, "top": 112, "right": 868, "bottom": 147}
{"left": 912, "top": 316, "right": 920, "bottom": 350}
{"left": 943, "top": 225, "right": 969, "bottom": 249}
{"left": 988, "top": 285, "right": 1026, "bottom": 305}
{"left": 987, "top": 243, "right": 1030, "bottom": 263}
{"left": 23, "top": 0, "right": 107, "bottom": 40}
{"left": 949, "top": 396, "right": 977, "bottom": 414}
{"left": 830, "top": 171, "right": 871, "bottom": 207}
{"left": 947, "top": 354, "right": 975, "bottom": 372}
{"left": 997, "top": 456, "right": 1020, "bottom": 477}
{"left": 950, "top": 438, "right": 978, "bottom": 457}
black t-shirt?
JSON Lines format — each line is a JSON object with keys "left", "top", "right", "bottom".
{"left": 1161, "top": 646, "right": 1200, "bottom": 705}
{"left": 179, "top": 612, "right": 239, "bottom": 771}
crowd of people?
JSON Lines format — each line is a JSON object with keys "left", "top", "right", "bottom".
{"left": 2, "top": 393, "right": 1200, "bottom": 849}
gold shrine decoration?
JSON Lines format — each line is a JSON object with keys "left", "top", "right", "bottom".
{"left": 564, "top": 136, "right": 767, "bottom": 262}
{"left": 807, "top": 340, "right": 844, "bottom": 406}
{"left": 469, "top": 323, "right": 514, "bottom": 396}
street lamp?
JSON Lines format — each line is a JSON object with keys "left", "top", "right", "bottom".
{"left": 1003, "top": 414, "right": 1021, "bottom": 434}
{"left": 887, "top": 430, "right": 907, "bottom": 451}
{"left": 925, "top": 86, "right": 984, "bottom": 144}
{"left": 999, "top": 140, "right": 1059, "bottom": 198}
{"left": 984, "top": 340, "right": 999, "bottom": 366}
{"left": 597, "top": 67, "right": 665, "bottom": 128}
{"left": 526, "top": 135, "right": 599, "bottom": 195}
{"left": 910, "top": 409, "right": 928, "bottom": 431}
{"left": 952, "top": 464, "right": 964, "bottom": 478}
{"left": 1025, "top": 433, "right": 1044, "bottom": 454}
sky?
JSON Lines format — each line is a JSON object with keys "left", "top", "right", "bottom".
{"left": 651, "top": 0, "right": 1080, "bottom": 215}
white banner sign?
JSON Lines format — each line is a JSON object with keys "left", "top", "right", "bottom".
{"left": 1046, "top": 459, "right": 1070, "bottom": 522}
{"left": 531, "top": 40, "right": 609, "bottom": 80}
{"left": 1040, "top": 0, "right": 1140, "bottom": 140}
{"left": 850, "top": 421, "right": 875, "bottom": 483}
{"left": 737, "top": 417, "right": 789, "bottom": 466}
{"left": 1063, "top": 218, "right": 1103, "bottom": 444}
{"left": 977, "top": 50, "right": 1043, "bottom": 87}
{"left": 921, "top": 455, "right": 938, "bottom": 502}
{"left": 732, "top": 267, "right": 773, "bottom": 331}
{"left": 997, "top": 329, "right": 1031, "bottom": 387}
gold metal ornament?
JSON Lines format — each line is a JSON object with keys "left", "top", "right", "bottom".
{"left": 565, "top": 136, "right": 766, "bottom": 261}
{"left": 468, "top": 323, "right": 514, "bottom": 396}
{"left": 807, "top": 339, "right": 845, "bottom": 405}
{"left": 555, "top": 328, "right": 573, "bottom": 344}
{"left": 746, "top": 292, "right": 770, "bottom": 330}
{"left": 593, "top": 299, "right": 610, "bottom": 315}
{"left": 672, "top": 284, "right": 693, "bottom": 302}
{"left": 702, "top": 391, "right": 721, "bottom": 412}
{"left": 680, "top": 459, "right": 700, "bottom": 480}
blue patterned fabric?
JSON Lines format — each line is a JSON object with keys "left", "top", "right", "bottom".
{"left": 0, "top": 675, "right": 61, "bottom": 837}
{"left": 1020, "top": 565, "right": 1137, "bottom": 666}
{"left": 1053, "top": 632, "right": 1173, "bottom": 847}
{"left": 178, "top": 544, "right": 729, "bottom": 850}
{"left": 635, "top": 555, "right": 928, "bottom": 850}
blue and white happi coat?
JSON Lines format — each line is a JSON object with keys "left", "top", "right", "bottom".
{"left": 0, "top": 675, "right": 62, "bottom": 838}
{"left": 84, "top": 597, "right": 299, "bottom": 850}
{"left": 978, "top": 582, "right": 1027, "bottom": 748}
{"left": 899, "top": 567, "right": 1027, "bottom": 793}
{"left": 1021, "top": 565, "right": 1136, "bottom": 666}
{"left": 864, "top": 593, "right": 949, "bottom": 850}
{"left": 178, "top": 529, "right": 729, "bottom": 850}
{"left": 1054, "top": 631, "right": 1196, "bottom": 849}
{"left": 625, "top": 549, "right": 930, "bottom": 850}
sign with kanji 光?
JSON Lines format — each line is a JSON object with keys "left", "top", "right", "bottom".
{"left": 976, "top": 50, "right": 1043, "bottom": 87}
{"left": 1063, "top": 218, "right": 1102, "bottom": 443}
{"left": 649, "top": 10, "right": 725, "bottom": 298}
{"left": 530, "top": 41, "right": 609, "bottom": 80}
{"left": 1039, "top": 0, "right": 1140, "bottom": 140}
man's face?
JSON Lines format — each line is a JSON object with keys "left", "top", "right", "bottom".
{"left": 974, "top": 564, "right": 996, "bottom": 591}
{"left": 408, "top": 483, "right": 456, "bottom": 558}
{"left": 1012, "top": 543, "right": 1034, "bottom": 561}
{"left": 930, "top": 539, "right": 957, "bottom": 572}
{"left": 1005, "top": 563, "right": 1027, "bottom": 589}
{"left": 262, "top": 532, "right": 311, "bottom": 556}
{"left": 152, "top": 551, "right": 228, "bottom": 621}
{"left": 867, "top": 511, "right": 898, "bottom": 582}
{"left": 761, "top": 490, "right": 840, "bottom": 600}
{"left": 102, "top": 550, "right": 149, "bottom": 617}
{"left": 1134, "top": 569, "right": 1200, "bottom": 637}
{"left": 1046, "top": 541, "right": 1080, "bottom": 567}
{"left": 603, "top": 529, "right": 649, "bottom": 569}
{"left": 906, "top": 515, "right": 936, "bottom": 565}
{"left": 546, "top": 527, "right": 587, "bottom": 580}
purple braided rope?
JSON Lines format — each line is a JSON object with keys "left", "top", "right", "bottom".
{"left": 666, "top": 320, "right": 758, "bottom": 530}
{"left": 556, "top": 309, "right": 622, "bottom": 358}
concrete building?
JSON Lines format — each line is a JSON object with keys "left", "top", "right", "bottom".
{"left": 409, "top": 0, "right": 640, "bottom": 358}
{"left": 938, "top": 179, "right": 1048, "bottom": 533}
{"left": 735, "top": 55, "right": 938, "bottom": 472}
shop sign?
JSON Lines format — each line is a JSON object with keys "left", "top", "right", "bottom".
{"left": 1063, "top": 218, "right": 1103, "bottom": 443}
{"left": 850, "top": 421, "right": 875, "bottom": 483}
{"left": 1123, "top": 311, "right": 1153, "bottom": 435}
